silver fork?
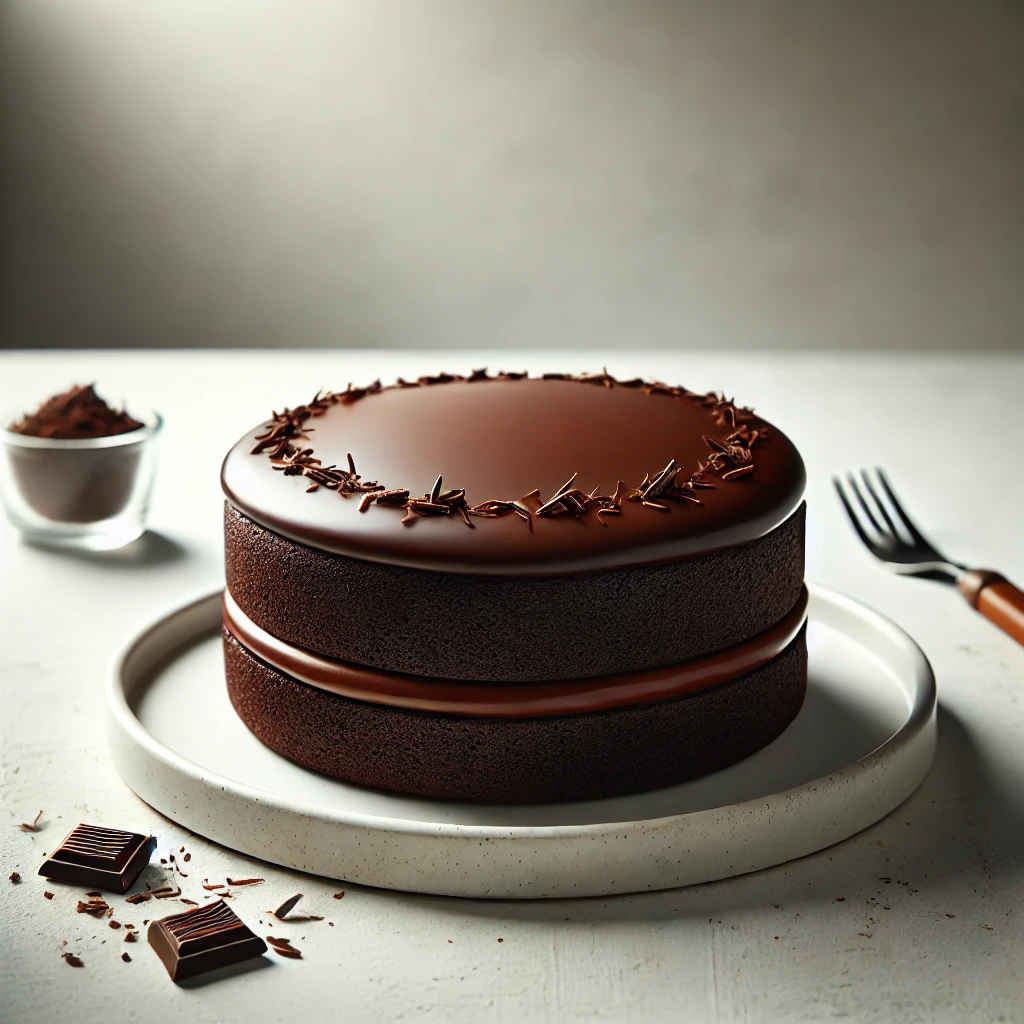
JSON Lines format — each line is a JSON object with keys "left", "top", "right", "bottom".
{"left": 834, "top": 468, "right": 1024, "bottom": 647}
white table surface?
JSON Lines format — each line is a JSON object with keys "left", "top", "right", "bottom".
{"left": 1, "top": 350, "right": 1022, "bottom": 1024}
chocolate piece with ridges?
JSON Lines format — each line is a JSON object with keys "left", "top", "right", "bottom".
{"left": 38, "top": 824, "right": 156, "bottom": 893}
{"left": 148, "top": 900, "right": 267, "bottom": 982}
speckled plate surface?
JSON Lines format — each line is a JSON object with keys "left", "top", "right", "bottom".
{"left": 106, "top": 585, "right": 936, "bottom": 899}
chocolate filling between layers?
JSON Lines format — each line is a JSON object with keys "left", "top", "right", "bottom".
{"left": 225, "top": 501, "right": 805, "bottom": 682}
{"left": 223, "top": 625, "right": 808, "bottom": 804}
{"left": 223, "top": 585, "right": 808, "bottom": 716}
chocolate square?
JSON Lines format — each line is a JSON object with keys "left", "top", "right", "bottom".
{"left": 148, "top": 901, "right": 267, "bottom": 982}
{"left": 38, "top": 824, "right": 156, "bottom": 893}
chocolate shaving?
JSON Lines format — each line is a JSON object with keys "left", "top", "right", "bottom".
{"left": 250, "top": 371, "right": 765, "bottom": 530}
{"left": 266, "top": 936, "right": 302, "bottom": 959}
{"left": 19, "top": 810, "right": 43, "bottom": 832}
{"left": 76, "top": 895, "right": 111, "bottom": 917}
{"left": 225, "top": 877, "right": 264, "bottom": 887}
{"left": 180, "top": 899, "right": 199, "bottom": 906}
{"left": 270, "top": 894, "right": 303, "bottom": 920}
{"left": 124, "top": 893, "right": 151, "bottom": 905}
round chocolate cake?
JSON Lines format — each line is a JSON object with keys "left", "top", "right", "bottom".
{"left": 221, "top": 371, "right": 807, "bottom": 803}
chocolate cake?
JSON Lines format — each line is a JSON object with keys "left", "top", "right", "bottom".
{"left": 221, "top": 371, "right": 807, "bottom": 803}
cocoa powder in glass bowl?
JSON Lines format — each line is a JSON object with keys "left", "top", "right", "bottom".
{"left": 2, "top": 385, "right": 161, "bottom": 548}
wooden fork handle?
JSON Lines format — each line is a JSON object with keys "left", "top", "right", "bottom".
{"left": 958, "top": 570, "right": 1024, "bottom": 647}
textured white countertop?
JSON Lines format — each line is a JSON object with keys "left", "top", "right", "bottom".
{"left": 2, "top": 350, "right": 1022, "bottom": 1023}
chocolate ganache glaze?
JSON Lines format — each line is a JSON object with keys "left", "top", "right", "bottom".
{"left": 221, "top": 373, "right": 805, "bottom": 574}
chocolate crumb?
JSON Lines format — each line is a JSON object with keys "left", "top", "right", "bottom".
{"left": 497, "top": 938, "right": 503, "bottom": 943}
{"left": 121, "top": 952, "right": 132, "bottom": 963}
{"left": 8, "top": 872, "right": 20, "bottom": 883}
{"left": 62, "top": 953, "right": 84, "bottom": 968}
{"left": 109, "top": 920, "right": 121, "bottom": 930}
{"left": 946, "top": 914, "right": 955, "bottom": 918}
{"left": 328, "top": 922, "right": 334, "bottom": 927}
{"left": 333, "top": 892, "right": 345, "bottom": 900}
{"left": 179, "top": 847, "right": 185, "bottom": 853}
{"left": 123, "top": 931, "right": 137, "bottom": 943}
{"left": 835, "top": 897, "right": 846, "bottom": 902}
{"left": 183, "top": 853, "right": 191, "bottom": 862}
{"left": 44, "top": 891, "right": 54, "bottom": 900}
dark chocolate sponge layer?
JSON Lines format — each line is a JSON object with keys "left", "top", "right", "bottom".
{"left": 224, "top": 624, "right": 808, "bottom": 804}
{"left": 225, "top": 501, "right": 805, "bottom": 683}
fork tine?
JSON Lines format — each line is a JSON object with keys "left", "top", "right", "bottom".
{"left": 845, "top": 473, "right": 885, "bottom": 536}
{"left": 833, "top": 477, "right": 883, "bottom": 555}
{"left": 873, "top": 468, "right": 934, "bottom": 549}
{"left": 859, "top": 470, "right": 905, "bottom": 541}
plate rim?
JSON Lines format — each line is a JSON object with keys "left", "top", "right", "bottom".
{"left": 106, "top": 582, "right": 937, "bottom": 840}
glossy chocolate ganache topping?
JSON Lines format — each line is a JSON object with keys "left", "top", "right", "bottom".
{"left": 221, "top": 371, "right": 805, "bottom": 574}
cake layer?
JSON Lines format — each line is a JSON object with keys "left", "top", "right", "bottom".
{"left": 225, "top": 501, "right": 805, "bottom": 682}
{"left": 223, "top": 625, "right": 808, "bottom": 804}
{"left": 222, "top": 585, "right": 808, "bottom": 716}
{"left": 221, "top": 374, "right": 806, "bottom": 575}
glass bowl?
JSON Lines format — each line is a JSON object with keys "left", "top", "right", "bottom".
{"left": 1, "top": 408, "right": 163, "bottom": 551}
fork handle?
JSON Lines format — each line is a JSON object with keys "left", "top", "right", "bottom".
{"left": 958, "top": 570, "right": 1024, "bottom": 647}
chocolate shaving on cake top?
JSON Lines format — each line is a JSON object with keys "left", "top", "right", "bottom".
{"left": 249, "top": 370, "right": 765, "bottom": 530}
{"left": 9, "top": 384, "right": 144, "bottom": 439}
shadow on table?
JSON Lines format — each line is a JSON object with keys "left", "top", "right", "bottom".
{"left": 375, "top": 703, "right": 1024, "bottom": 923}
{"left": 24, "top": 529, "right": 188, "bottom": 567}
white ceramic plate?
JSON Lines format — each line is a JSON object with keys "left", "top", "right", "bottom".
{"left": 107, "top": 585, "right": 936, "bottom": 899}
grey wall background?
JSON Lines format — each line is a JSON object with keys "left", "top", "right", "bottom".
{"left": 2, "top": 0, "right": 1022, "bottom": 351}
